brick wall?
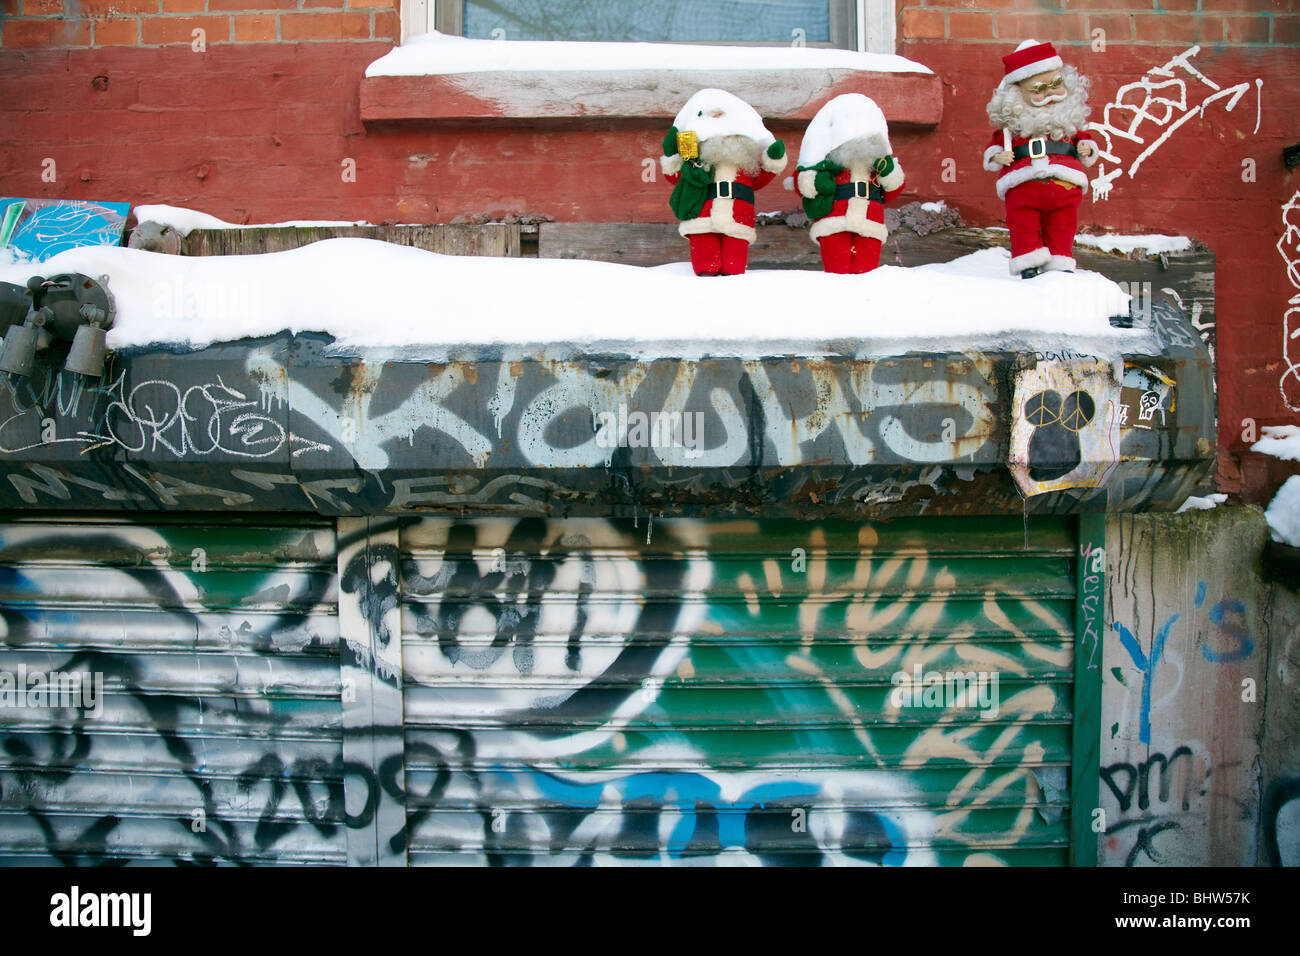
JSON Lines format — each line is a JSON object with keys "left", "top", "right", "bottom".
{"left": 899, "top": 0, "right": 1297, "bottom": 46}
{"left": 0, "top": 0, "right": 399, "bottom": 47}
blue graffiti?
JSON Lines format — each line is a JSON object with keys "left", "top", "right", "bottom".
{"left": 1114, "top": 615, "right": 1176, "bottom": 746}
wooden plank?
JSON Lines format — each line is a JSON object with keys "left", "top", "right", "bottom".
{"left": 182, "top": 223, "right": 521, "bottom": 258}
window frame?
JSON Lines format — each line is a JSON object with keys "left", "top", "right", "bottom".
{"left": 400, "top": 0, "right": 896, "bottom": 55}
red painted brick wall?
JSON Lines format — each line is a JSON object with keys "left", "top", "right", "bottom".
{"left": 0, "top": 2, "right": 1297, "bottom": 499}
{"left": 0, "top": 0, "right": 399, "bottom": 48}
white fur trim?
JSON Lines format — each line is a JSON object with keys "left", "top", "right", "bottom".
{"left": 1008, "top": 246, "right": 1051, "bottom": 274}
{"left": 983, "top": 144, "right": 1006, "bottom": 173}
{"left": 878, "top": 164, "right": 904, "bottom": 193}
{"left": 760, "top": 150, "right": 788, "bottom": 174}
{"left": 809, "top": 215, "right": 887, "bottom": 244}
{"left": 1002, "top": 55, "right": 1063, "bottom": 88}
{"left": 1046, "top": 255, "right": 1076, "bottom": 272}
{"left": 661, "top": 153, "right": 682, "bottom": 177}
{"left": 797, "top": 170, "right": 819, "bottom": 199}
{"left": 678, "top": 213, "right": 756, "bottom": 244}
{"left": 995, "top": 162, "right": 1088, "bottom": 199}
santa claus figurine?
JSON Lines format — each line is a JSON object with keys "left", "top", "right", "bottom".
{"left": 795, "top": 93, "right": 905, "bottom": 274}
{"left": 983, "top": 40, "right": 1100, "bottom": 278}
{"left": 661, "top": 89, "right": 788, "bottom": 276}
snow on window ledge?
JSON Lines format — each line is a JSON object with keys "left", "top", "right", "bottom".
{"left": 360, "top": 32, "right": 941, "bottom": 126}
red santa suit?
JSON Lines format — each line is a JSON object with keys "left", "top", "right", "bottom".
{"left": 664, "top": 160, "right": 783, "bottom": 276}
{"left": 800, "top": 162, "right": 905, "bottom": 274}
{"left": 983, "top": 129, "right": 1097, "bottom": 274}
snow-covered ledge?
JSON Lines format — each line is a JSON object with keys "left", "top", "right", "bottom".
{"left": 360, "top": 32, "right": 942, "bottom": 126}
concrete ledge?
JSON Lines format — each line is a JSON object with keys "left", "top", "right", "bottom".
{"left": 359, "top": 68, "right": 943, "bottom": 127}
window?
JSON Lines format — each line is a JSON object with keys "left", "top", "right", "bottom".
{"left": 401, "top": 0, "right": 896, "bottom": 54}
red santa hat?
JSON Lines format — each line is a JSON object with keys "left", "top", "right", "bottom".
{"left": 1000, "top": 39, "right": 1063, "bottom": 86}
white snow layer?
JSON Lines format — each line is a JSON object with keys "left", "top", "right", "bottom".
{"left": 365, "top": 30, "right": 932, "bottom": 77}
{"left": 0, "top": 239, "right": 1142, "bottom": 356}
{"left": 1265, "top": 476, "right": 1300, "bottom": 548}
{"left": 133, "top": 204, "right": 371, "bottom": 237}
{"left": 1074, "top": 233, "right": 1192, "bottom": 255}
{"left": 673, "top": 89, "right": 774, "bottom": 147}
{"left": 1252, "top": 425, "right": 1300, "bottom": 462}
{"left": 1175, "top": 493, "right": 1228, "bottom": 513}
{"left": 798, "top": 94, "right": 890, "bottom": 169}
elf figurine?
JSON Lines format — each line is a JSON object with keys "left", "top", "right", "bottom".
{"left": 983, "top": 39, "right": 1099, "bottom": 278}
{"left": 795, "top": 93, "right": 905, "bottom": 274}
{"left": 661, "top": 89, "right": 788, "bottom": 276}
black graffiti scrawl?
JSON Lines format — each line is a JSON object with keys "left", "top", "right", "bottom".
{"left": 1024, "top": 389, "right": 1096, "bottom": 482}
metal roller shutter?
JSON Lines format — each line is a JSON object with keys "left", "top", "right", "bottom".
{"left": 395, "top": 514, "right": 1088, "bottom": 866}
{"left": 0, "top": 516, "right": 344, "bottom": 865}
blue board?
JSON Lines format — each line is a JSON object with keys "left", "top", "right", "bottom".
{"left": 0, "top": 198, "right": 131, "bottom": 264}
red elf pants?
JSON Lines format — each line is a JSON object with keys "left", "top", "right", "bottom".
{"left": 817, "top": 232, "right": 883, "bottom": 274}
{"left": 688, "top": 234, "right": 750, "bottom": 276}
{"left": 1005, "top": 179, "right": 1083, "bottom": 264}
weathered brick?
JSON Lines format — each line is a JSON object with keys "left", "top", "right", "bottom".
{"left": 1155, "top": 0, "right": 1198, "bottom": 10}
{"left": 20, "top": 0, "right": 63, "bottom": 15}
{"left": 208, "top": 0, "right": 296, "bottom": 10}
{"left": 372, "top": 7, "right": 397, "bottom": 39}
{"left": 347, "top": 0, "right": 393, "bottom": 9}
{"left": 997, "top": 11, "right": 1088, "bottom": 42}
{"left": 1061, "top": 0, "right": 1152, "bottom": 9}
{"left": 79, "top": 0, "right": 159, "bottom": 14}
{"left": 1201, "top": 0, "right": 1286, "bottom": 11}
{"left": 161, "top": 0, "right": 206, "bottom": 12}
{"left": 900, "top": 8, "right": 944, "bottom": 40}
{"left": 1, "top": 17, "right": 91, "bottom": 45}
{"left": 232, "top": 12, "right": 276, "bottom": 41}
{"left": 278, "top": 10, "right": 369, "bottom": 39}
{"left": 94, "top": 17, "right": 140, "bottom": 44}
{"left": 948, "top": 11, "right": 994, "bottom": 38}
{"left": 1222, "top": 15, "right": 1270, "bottom": 42}
{"left": 1275, "top": 15, "right": 1300, "bottom": 43}
{"left": 1132, "top": 12, "right": 1198, "bottom": 43}
{"left": 1088, "top": 12, "right": 1133, "bottom": 43}
{"left": 140, "top": 13, "right": 231, "bottom": 43}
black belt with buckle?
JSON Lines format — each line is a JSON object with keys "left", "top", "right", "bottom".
{"left": 833, "top": 180, "right": 884, "bottom": 202}
{"left": 1012, "top": 138, "right": 1078, "bottom": 161}
{"left": 707, "top": 181, "right": 755, "bottom": 203}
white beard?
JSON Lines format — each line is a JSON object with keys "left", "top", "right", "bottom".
{"left": 827, "top": 133, "right": 891, "bottom": 169}
{"left": 699, "top": 134, "right": 763, "bottom": 174}
{"left": 986, "top": 64, "right": 1091, "bottom": 140}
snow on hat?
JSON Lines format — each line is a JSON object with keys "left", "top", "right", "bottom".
{"left": 1001, "top": 39, "right": 1063, "bottom": 87}
{"left": 797, "top": 93, "right": 891, "bottom": 169}
{"left": 673, "top": 89, "right": 775, "bottom": 149}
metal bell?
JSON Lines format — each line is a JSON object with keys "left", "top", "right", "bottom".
{"left": 0, "top": 318, "right": 41, "bottom": 376}
{"left": 64, "top": 321, "right": 108, "bottom": 377}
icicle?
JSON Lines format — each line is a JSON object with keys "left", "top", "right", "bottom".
{"left": 1022, "top": 495, "right": 1029, "bottom": 551}
{"left": 633, "top": 508, "right": 638, "bottom": 529}
{"left": 646, "top": 513, "right": 653, "bottom": 546}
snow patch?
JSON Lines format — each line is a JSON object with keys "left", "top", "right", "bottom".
{"left": 1074, "top": 233, "right": 1193, "bottom": 256}
{"left": 366, "top": 30, "right": 932, "bottom": 77}
{"left": 920, "top": 201, "right": 947, "bottom": 214}
{"left": 1252, "top": 425, "right": 1300, "bottom": 462}
{"left": 673, "top": 89, "right": 773, "bottom": 148}
{"left": 133, "top": 204, "right": 372, "bottom": 237}
{"left": 1175, "top": 493, "right": 1227, "bottom": 513}
{"left": 0, "top": 240, "right": 1143, "bottom": 358}
{"left": 1265, "top": 476, "right": 1300, "bottom": 548}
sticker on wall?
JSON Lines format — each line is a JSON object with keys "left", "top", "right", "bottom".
{"left": 1118, "top": 363, "right": 1175, "bottom": 431}
{"left": 0, "top": 198, "right": 130, "bottom": 264}
{"left": 1009, "top": 360, "right": 1121, "bottom": 496}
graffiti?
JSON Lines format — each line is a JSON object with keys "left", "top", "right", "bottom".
{"left": 1079, "top": 540, "right": 1104, "bottom": 671}
{"left": 1262, "top": 777, "right": 1300, "bottom": 867}
{"left": 1, "top": 514, "right": 1083, "bottom": 865}
{"left": 1101, "top": 745, "right": 1209, "bottom": 866}
{"left": 0, "top": 368, "right": 331, "bottom": 458}
{"left": 1088, "top": 46, "right": 1262, "bottom": 202}
{"left": 1009, "top": 361, "right": 1120, "bottom": 497}
{"left": 1278, "top": 192, "right": 1300, "bottom": 410}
